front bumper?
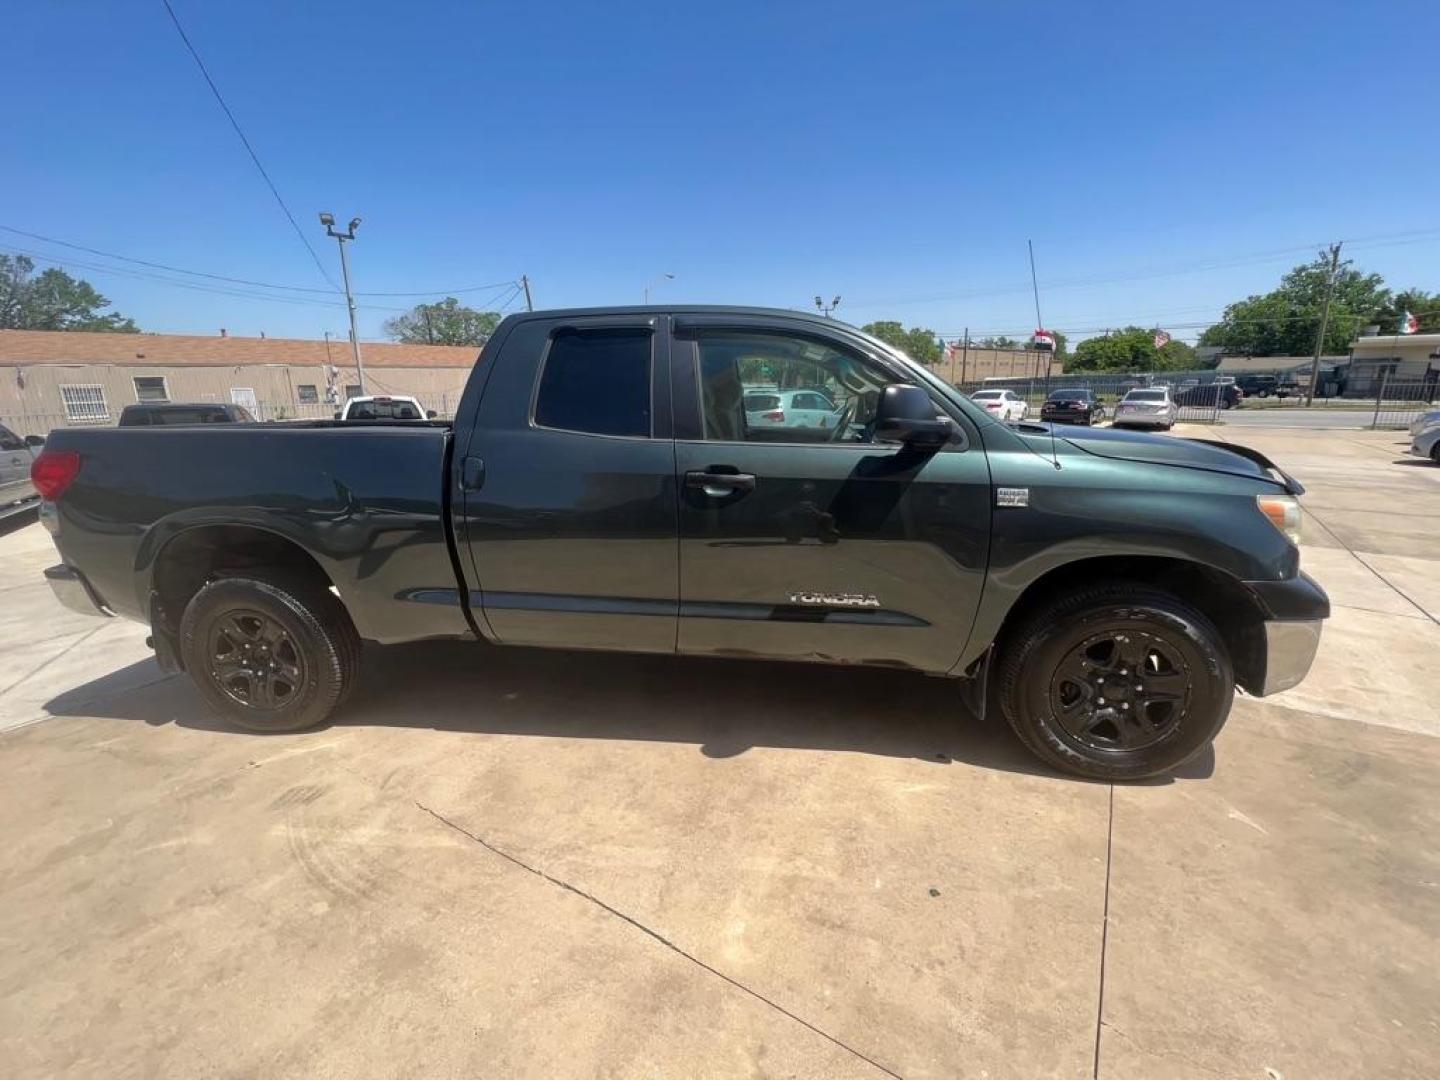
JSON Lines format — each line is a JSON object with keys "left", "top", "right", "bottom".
{"left": 1245, "top": 572, "right": 1329, "bottom": 695}
{"left": 1258, "top": 620, "right": 1323, "bottom": 695}
{"left": 44, "top": 564, "right": 112, "bottom": 618}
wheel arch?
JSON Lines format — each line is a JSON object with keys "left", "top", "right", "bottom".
{"left": 147, "top": 523, "right": 355, "bottom": 666}
{"left": 982, "top": 555, "right": 1268, "bottom": 694}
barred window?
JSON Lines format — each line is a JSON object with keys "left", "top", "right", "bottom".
{"left": 61, "top": 384, "right": 110, "bottom": 424}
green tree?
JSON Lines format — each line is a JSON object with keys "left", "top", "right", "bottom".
{"left": 860, "top": 320, "right": 942, "bottom": 365}
{"left": 384, "top": 297, "right": 501, "bottom": 346}
{"left": 1374, "top": 288, "right": 1440, "bottom": 335}
{"left": 0, "top": 254, "right": 138, "bottom": 332}
{"left": 1070, "top": 327, "right": 1196, "bottom": 372}
{"left": 1198, "top": 254, "right": 1391, "bottom": 356}
{"left": 975, "top": 335, "right": 1020, "bottom": 349}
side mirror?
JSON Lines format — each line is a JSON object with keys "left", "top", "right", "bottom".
{"left": 25, "top": 434, "right": 46, "bottom": 447}
{"left": 426, "top": 409, "right": 438, "bottom": 419}
{"left": 872, "top": 384, "right": 952, "bottom": 448}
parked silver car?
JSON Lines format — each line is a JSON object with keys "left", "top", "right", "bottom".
{"left": 1113, "top": 387, "right": 1178, "bottom": 430}
{"left": 0, "top": 422, "right": 44, "bottom": 521}
{"left": 1409, "top": 408, "right": 1440, "bottom": 437}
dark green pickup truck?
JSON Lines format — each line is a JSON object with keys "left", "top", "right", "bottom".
{"left": 34, "top": 307, "right": 1328, "bottom": 779}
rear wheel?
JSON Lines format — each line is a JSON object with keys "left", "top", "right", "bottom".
{"left": 179, "top": 574, "right": 359, "bottom": 733}
{"left": 995, "top": 584, "right": 1233, "bottom": 780}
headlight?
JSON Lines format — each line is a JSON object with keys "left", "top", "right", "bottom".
{"left": 1256, "top": 494, "right": 1302, "bottom": 546}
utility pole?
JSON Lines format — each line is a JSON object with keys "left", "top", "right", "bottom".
{"left": 319, "top": 213, "right": 365, "bottom": 394}
{"left": 520, "top": 275, "right": 533, "bottom": 312}
{"left": 421, "top": 304, "right": 435, "bottom": 345}
{"left": 1306, "top": 242, "right": 1344, "bottom": 407}
{"left": 960, "top": 328, "right": 969, "bottom": 388}
{"left": 814, "top": 295, "right": 841, "bottom": 318}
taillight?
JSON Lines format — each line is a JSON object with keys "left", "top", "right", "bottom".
{"left": 31, "top": 451, "right": 81, "bottom": 501}
{"left": 763, "top": 410, "right": 784, "bottom": 421}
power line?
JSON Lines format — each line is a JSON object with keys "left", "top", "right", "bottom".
{"left": 1, "top": 244, "right": 404, "bottom": 312}
{"left": 0, "top": 224, "right": 518, "bottom": 299}
{"left": 846, "top": 226, "right": 1440, "bottom": 311}
{"left": 160, "top": 0, "right": 339, "bottom": 290}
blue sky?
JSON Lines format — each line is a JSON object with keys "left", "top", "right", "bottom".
{"left": 4, "top": 1, "right": 1437, "bottom": 344}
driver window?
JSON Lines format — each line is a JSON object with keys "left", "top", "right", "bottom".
{"left": 694, "top": 332, "right": 890, "bottom": 444}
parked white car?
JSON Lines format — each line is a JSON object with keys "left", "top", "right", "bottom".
{"left": 1408, "top": 408, "right": 1440, "bottom": 437}
{"left": 1113, "top": 387, "right": 1179, "bottom": 430}
{"left": 743, "top": 389, "right": 841, "bottom": 431}
{"left": 1411, "top": 417, "right": 1440, "bottom": 463}
{"left": 336, "top": 395, "right": 433, "bottom": 421}
{"left": 970, "top": 389, "right": 1028, "bottom": 422}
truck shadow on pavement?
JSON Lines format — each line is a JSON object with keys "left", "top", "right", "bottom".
{"left": 45, "top": 641, "right": 1212, "bottom": 783}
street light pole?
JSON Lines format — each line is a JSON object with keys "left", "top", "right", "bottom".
{"left": 814, "top": 295, "right": 841, "bottom": 318}
{"left": 319, "top": 213, "right": 366, "bottom": 395}
{"left": 644, "top": 273, "right": 674, "bottom": 304}
{"left": 1306, "top": 242, "right": 1344, "bottom": 407}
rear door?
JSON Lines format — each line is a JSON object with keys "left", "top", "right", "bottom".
{"left": 670, "top": 315, "right": 991, "bottom": 673}
{"left": 456, "top": 314, "right": 679, "bottom": 652}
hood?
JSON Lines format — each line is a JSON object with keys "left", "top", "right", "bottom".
{"left": 1018, "top": 423, "right": 1301, "bottom": 493}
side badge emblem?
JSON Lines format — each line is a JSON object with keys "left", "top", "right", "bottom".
{"left": 996, "top": 487, "right": 1030, "bottom": 508}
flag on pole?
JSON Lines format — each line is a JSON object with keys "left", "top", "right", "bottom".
{"left": 1399, "top": 311, "right": 1420, "bottom": 335}
{"left": 1153, "top": 329, "right": 1172, "bottom": 348}
{"left": 1032, "top": 329, "right": 1055, "bottom": 351}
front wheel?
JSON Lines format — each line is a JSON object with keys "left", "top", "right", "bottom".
{"left": 995, "top": 584, "right": 1234, "bottom": 780}
{"left": 179, "top": 574, "right": 360, "bottom": 733}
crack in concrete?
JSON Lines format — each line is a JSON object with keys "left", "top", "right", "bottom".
{"left": 1092, "top": 784, "right": 1115, "bottom": 1080}
{"left": 0, "top": 623, "right": 107, "bottom": 699}
{"left": 415, "top": 801, "right": 904, "bottom": 1079}
{"left": 1303, "top": 508, "right": 1439, "bottom": 627}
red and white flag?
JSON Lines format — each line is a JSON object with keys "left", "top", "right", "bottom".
{"left": 1032, "top": 329, "right": 1055, "bottom": 350}
{"left": 1153, "top": 329, "right": 1172, "bottom": 348}
{"left": 1400, "top": 311, "right": 1420, "bottom": 335}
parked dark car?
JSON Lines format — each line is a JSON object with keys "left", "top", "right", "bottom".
{"left": 33, "top": 305, "right": 1328, "bottom": 781}
{"left": 1039, "top": 388, "right": 1106, "bottom": 425}
{"left": 1233, "top": 374, "right": 1296, "bottom": 399}
{"left": 1174, "top": 383, "right": 1243, "bottom": 410}
{"left": 119, "top": 403, "right": 255, "bottom": 426}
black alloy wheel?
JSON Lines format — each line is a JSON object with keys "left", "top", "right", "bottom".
{"left": 179, "top": 574, "right": 359, "bottom": 733}
{"left": 1048, "top": 629, "right": 1190, "bottom": 751}
{"left": 994, "top": 583, "right": 1234, "bottom": 780}
{"left": 206, "top": 609, "right": 307, "bottom": 711}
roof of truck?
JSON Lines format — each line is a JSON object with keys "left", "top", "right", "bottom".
{"left": 506, "top": 305, "right": 858, "bottom": 326}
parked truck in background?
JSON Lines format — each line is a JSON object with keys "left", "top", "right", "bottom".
{"left": 32, "top": 306, "right": 1329, "bottom": 780}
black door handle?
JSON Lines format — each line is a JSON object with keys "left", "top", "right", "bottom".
{"left": 685, "top": 469, "right": 756, "bottom": 499}
{"left": 460, "top": 456, "right": 485, "bottom": 491}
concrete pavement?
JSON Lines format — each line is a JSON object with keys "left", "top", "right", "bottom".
{"left": 1, "top": 427, "right": 1438, "bottom": 1079}
{"left": 1219, "top": 406, "right": 1418, "bottom": 430}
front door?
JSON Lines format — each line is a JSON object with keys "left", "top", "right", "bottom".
{"left": 456, "top": 314, "right": 678, "bottom": 652}
{"left": 670, "top": 318, "right": 991, "bottom": 673}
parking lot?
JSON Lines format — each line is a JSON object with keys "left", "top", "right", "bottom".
{"left": 1, "top": 425, "right": 1437, "bottom": 1079}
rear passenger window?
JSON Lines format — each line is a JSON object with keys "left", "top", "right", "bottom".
{"left": 535, "top": 329, "right": 652, "bottom": 437}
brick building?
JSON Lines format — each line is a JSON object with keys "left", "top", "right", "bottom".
{"left": 0, "top": 329, "right": 479, "bottom": 434}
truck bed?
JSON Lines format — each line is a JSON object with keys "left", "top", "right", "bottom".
{"left": 42, "top": 423, "right": 473, "bottom": 644}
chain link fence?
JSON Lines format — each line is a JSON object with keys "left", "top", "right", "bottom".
{"left": 1366, "top": 378, "right": 1439, "bottom": 430}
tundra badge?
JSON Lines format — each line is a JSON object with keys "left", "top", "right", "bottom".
{"left": 789, "top": 591, "right": 881, "bottom": 608}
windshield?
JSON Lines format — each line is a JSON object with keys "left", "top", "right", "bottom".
{"left": 1126, "top": 390, "right": 1167, "bottom": 401}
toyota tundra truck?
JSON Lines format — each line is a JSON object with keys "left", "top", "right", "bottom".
{"left": 32, "top": 306, "right": 1328, "bottom": 780}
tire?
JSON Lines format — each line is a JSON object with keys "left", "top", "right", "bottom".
{"left": 179, "top": 574, "right": 360, "bottom": 733}
{"left": 994, "top": 583, "right": 1234, "bottom": 781}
